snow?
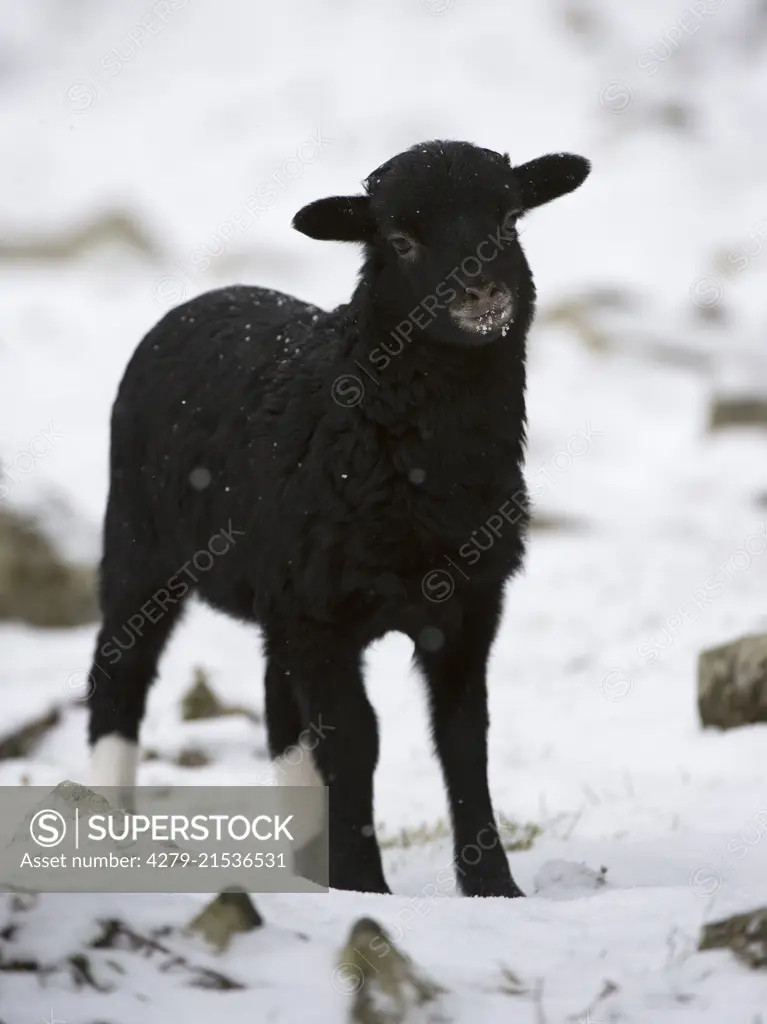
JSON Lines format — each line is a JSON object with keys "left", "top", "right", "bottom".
{"left": 2, "top": 0, "right": 767, "bottom": 1020}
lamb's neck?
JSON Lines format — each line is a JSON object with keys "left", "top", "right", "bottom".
{"left": 335, "top": 285, "right": 528, "bottom": 430}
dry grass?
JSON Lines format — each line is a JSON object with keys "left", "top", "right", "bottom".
{"left": 378, "top": 815, "right": 542, "bottom": 852}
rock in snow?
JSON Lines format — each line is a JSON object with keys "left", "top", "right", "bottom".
{"left": 187, "top": 889, "right": 263, "bottom": 953}
{"left": 700, "top": 906, "right": 767, "bottom": 970}
{"left": 338, "top": 917, "right": 444, "bottom": 1024}
{"left": 181, "top": 666, "right": 261, "bottom": 724}
{"left": 0, "top": 507, "right": 97, "bottom": 627}
{"left": 698, "top": 634, "right": 767, "bottom": 729}
{"left": 708, "top": 396, "right": 767, "bottom": 432}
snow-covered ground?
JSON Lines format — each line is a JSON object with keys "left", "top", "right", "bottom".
{"left": 1, "top": 0, "right": 767, "bottom": 1020}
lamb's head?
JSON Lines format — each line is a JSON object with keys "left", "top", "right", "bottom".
{"left": 293, "top": 140, "right": 590, "bottom": 347}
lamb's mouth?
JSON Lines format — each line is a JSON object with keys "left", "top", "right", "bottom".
{"left": 451, "top": 304, "right": 514, "bottom": 337}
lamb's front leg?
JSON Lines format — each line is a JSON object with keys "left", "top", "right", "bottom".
{"left": 414, "top": 584, "right": 524, "bottom": 897}
{"left": 267, "top": 622, "right": 390, "bottom": 894}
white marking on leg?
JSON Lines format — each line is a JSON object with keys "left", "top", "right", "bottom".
{"left": 275, "top": 748, "right": 324, "bottom": 790}
{"left": 90, "top": 734, "right": 138, "bottom": 808}
{"left": 274, "top": 746, "right": 325, "bottom": 848}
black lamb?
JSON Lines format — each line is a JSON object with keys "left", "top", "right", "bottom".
{"left": 87, "top": 139, "right": 590, "bottom": 897}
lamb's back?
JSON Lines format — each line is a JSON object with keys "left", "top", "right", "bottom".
{"left": 118, "top": 285, "right": 327, "bottom": 414}
{"left": 110, "top": 284, "right": 340, "bottom": 543}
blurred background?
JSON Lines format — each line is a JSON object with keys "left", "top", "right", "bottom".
{"left": 1, "top": 1, "right": 767, "bottom": 1020}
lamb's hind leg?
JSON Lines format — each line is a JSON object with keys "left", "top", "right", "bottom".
{"left": 264, "top": 623, "right": 389, "bottom": 894}
{"left": 414, "top": 583, "right": 524, "bottom": 897}
{"left": 88, "top": 542, "right": 188, "bottom": 806}
{"left": 264, "top": 656, "right": 328, "bottom": 886}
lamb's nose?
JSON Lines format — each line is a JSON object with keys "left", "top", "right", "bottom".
{"left": 463, "top": 283, "right": 510, "bottom": 314}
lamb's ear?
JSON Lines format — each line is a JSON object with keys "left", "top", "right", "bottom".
{"left": 292, "top": 196, "right": 374, "bottom": 242}
{"left": 514, "top": 153, "right": 591, "bottom": 212}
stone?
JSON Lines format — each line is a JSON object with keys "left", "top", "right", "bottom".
{"left": 188, "top": 888, "right": 263, "bottom": 953}
{"left": 0, "top": 508, "right": 97, "bottom": 627}
{"left": 700, "top": 907, "right": 767, "bottom": 969}
{"left": 0, "top": 708, "right": 60, "bottom": 760}
{"left": 0, "top": 209, "right": 162, "bottom": 262}
{"left": 529, "top": 513, "right": 586, "bottom": 533}
{"left": 181, "top": 666, "right": 260, "bottom": 723}
{"left": 181, "top": 668, "right": 226, "bottom": 721}
{"left": 698, "top": 634, "right": 767, "bottom": 729}
{"left": 338, "top": 917, "right": 444, "bottom": 1024}
{"left": 708, "top": 396, "right": 767, "bottom": 431}
{"left": 174, "top": 747, "right": 210, "bottom": 768}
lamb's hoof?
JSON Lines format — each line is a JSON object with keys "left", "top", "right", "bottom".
{"left": 361, "top": 882, "right": 392, "bottom": 895}
{"left": 462, "top": 877, "right": 525, "bottom": 898}
{"left": 331, "top": 874, "right": 391, "bottom": 895}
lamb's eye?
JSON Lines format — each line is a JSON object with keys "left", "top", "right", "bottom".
{"left": 390, "top": 234, "right": 415, "bottom": 257}
{"left": 502, "top": 210, "right": 519, "bottom": 230}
